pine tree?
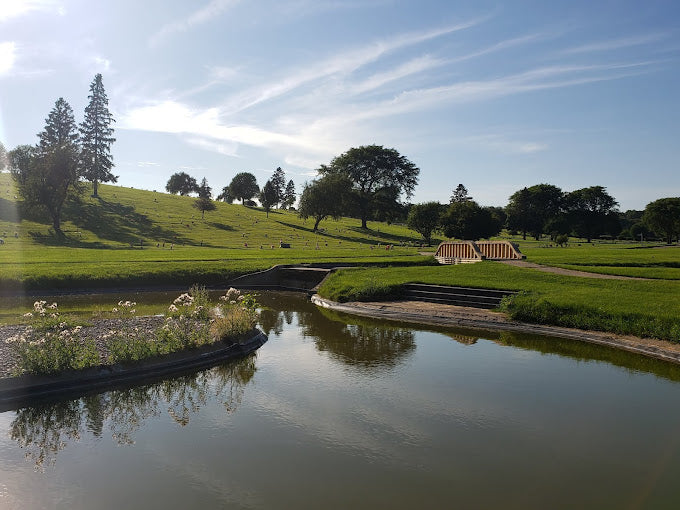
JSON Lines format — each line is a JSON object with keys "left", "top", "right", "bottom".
{"left": 450, "top": 184, "right": 472, "bottom": 203}
{"left": 283, "top": 179, "right": 296, "bottom": 209}
{"left": 193, "top": 177, "right": 215, "bottom": 219}
{"left": 271, "top": 166, "right": 286, "bottom": 207}
{"left": 80, "top": 74, "right": 116, "bottom": 197}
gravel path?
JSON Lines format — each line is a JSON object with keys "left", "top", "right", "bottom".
{"left": 500, "top": 259, "right": 650, "bottom": 280}
{"left": 0, "top": 316, "right": 165, "bottom": 379}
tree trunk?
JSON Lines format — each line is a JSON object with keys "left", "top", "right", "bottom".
{"left": 51, "top": 211, "right": 62, "bottom": 236}
{"left": 92, "top": 179, "right": 99, "bottom": 198}
{"left": 314, "top": 217, "right": 321, "bottom": 231}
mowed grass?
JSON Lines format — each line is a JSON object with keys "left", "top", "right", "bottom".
{"left": 318, "top": 262, "right": 680, "bottom": 342}
{"left": 0, "top": 173, "right": 432, "bottom": 290}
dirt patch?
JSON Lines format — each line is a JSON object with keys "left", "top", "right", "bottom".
{"left": 311, "top": 296, "right": 680, "bottom": 365}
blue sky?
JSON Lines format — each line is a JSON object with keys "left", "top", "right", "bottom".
{"left": 1, "top": 0, "right": 679, "bottom": 210}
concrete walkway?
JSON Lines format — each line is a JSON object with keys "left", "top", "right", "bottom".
{"left": 311, "top": 295, "right": 680, "bottom": 365}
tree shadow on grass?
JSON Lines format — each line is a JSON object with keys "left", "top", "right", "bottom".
{"left": 346, "top": 226, "right": 417, "bottom": 244}
{"left": 0, "top": 197, "right": 20, "bottom": 223}
{"left": 52, "top": 198, "right": 192, "bottom": 247}
{"left": 206, "top": 221, "right": 235, "bottom": 232}
{"left": 275, "top": 220, "right": 420, "bottom": 246}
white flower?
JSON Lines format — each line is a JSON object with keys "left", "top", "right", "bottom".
{"left": 22, "top": 312, "right": 33, "bottom": 318}
{"left": 168, "top": 304, "right": 178, "bottom": 312}
{"left": 48, "top": 303, "right": 58, "bottom": 310}
{"left": 112, "top": 308, "right": 119, "bottom": 313}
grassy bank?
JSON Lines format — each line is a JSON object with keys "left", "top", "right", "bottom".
{"left": 0, "top": 173, "right": 432, "bottom": 290}
{"left": 317, "top": 262, "right": 680, "bottom": 342}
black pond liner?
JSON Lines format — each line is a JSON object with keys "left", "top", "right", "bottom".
{"left": 0, "top": 329, "right": 267, "bottom": 412}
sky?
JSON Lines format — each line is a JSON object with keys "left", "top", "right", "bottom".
{"left": 0, "top": 0, "right": 679, "bottom": 210}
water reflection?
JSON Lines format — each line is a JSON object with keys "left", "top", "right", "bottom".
{"left": 9, "top": 355, "right": 257, "bottom": 469}
{"left": 257, "top": 293, "right": 416, "bottom": 370}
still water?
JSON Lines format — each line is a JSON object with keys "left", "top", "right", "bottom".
{"left": 2, "top": 292, "right": 680, "bottom": 509}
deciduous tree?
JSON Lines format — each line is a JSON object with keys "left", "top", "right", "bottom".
{"left": 565, "top": 186, "right": 619, "bottom": 242}
{"left": 259, "top": 180, "right": 277, "bottom": 217}
{"left": 11, "top": 98, "right": 82, "bottom": 235}
{"left": 320, "top": 145, "right": 419, "bottom": 229}
{"left": 228, "top": 172, "right": 259, "bottom": 204}
{"left": 80, "top": 74, "right": 116, "bottom": 197}
{"left": 216, "top": 186, "right": 235, "bottom": 203}
{"left": 440, "top": 200, "right": 501, "bottom": 241}
{"left": 506, "top": 184, "right": 563, "bottom": 240}
{"left": 166, "top": 172, "right": 198, "bottom": 196}
{"left": 643, "top": 197, "right": 680, "bottom": 244}
{"left": 407, "top": 202, "right": 442, "bottom": 245}
{"left": 298, "top": 174, "right": 352, "bottom": 231}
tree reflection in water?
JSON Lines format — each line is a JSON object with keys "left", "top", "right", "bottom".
{"left": 9, "top": 355, "right": 258, "bottom": 470}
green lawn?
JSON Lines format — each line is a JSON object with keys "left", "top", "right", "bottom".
{"left": 0, "top": 173, "right": 432, "bottom": 290}
{"left": 318, "top": 262, "right": 680, "bottom": 342}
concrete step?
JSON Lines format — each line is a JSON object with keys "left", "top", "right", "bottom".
{"left": 402, "top": 284, "right": 516, "bottom": 309}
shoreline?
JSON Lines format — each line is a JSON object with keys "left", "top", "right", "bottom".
{"left": 311, "top": 295, "right": 680, "bottom": 365}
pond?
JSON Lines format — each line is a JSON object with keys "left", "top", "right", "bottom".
{"left": 1, "top": 292, "right": 680, "bottom": 509}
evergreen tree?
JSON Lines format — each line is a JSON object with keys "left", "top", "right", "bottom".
{"left": 283, "top": 179, "right": 296, "bottom": 209}
{"left": 193, "top": 177, "right": 216, "bottom": 219}
{"left": 271, "top": 166, "right": 286, "bottom": 207}
{"left": 80, "top": 74, "right": 116, "bottom": 197}
{"left": 450, "top": 184, "right": 472, "bottom": 203}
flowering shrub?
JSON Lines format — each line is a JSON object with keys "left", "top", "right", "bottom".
{"left": 212, "top": 288, "right": 259, "bottom": 341}
{"left": 106, "top": 300, "right": 160, "bottom": 364}
{"left": 6, "top": 302, "right": 99, "bottom": 375}
{"left": 7, "top": 288, "right": 261, "bottom": 374}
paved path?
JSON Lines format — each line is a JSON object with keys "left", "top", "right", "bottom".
{"left": 500, "top": 259, "right": 649, "bottom": 280}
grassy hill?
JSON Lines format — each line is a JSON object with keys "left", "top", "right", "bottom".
{"left": 0, "top": 173, "right": 433, "bottom": 290}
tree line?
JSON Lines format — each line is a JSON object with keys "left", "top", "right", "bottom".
{"left": 407, "top": 183, "right": 680, "bottom": 245}
{"left": 165, "top": 166, "right": 297, "bottom": 218}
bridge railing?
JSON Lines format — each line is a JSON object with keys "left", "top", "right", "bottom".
{"left": 434, "top": 241, "right": 525, "bottom": 264}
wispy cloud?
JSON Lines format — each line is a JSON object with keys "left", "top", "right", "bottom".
{"left": 562, "top": 33, "right": 667, "bottom": 54}
{"left": 349, "top": 55, "right": 444, "bottom": 95}
{"left": 149, "top": 0, "right": 241, "bottom": 47}
{"left": 219, "top": 21, "right": 481, "bottom": 113}
{"left": 0, "top": 42, "right": 17, "bottom": 75}
{"left": 119, "top": 58, "right": 655, "bottom": 169}
{"left": 0, "top": 0, "right": 63, "bottom": 22}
